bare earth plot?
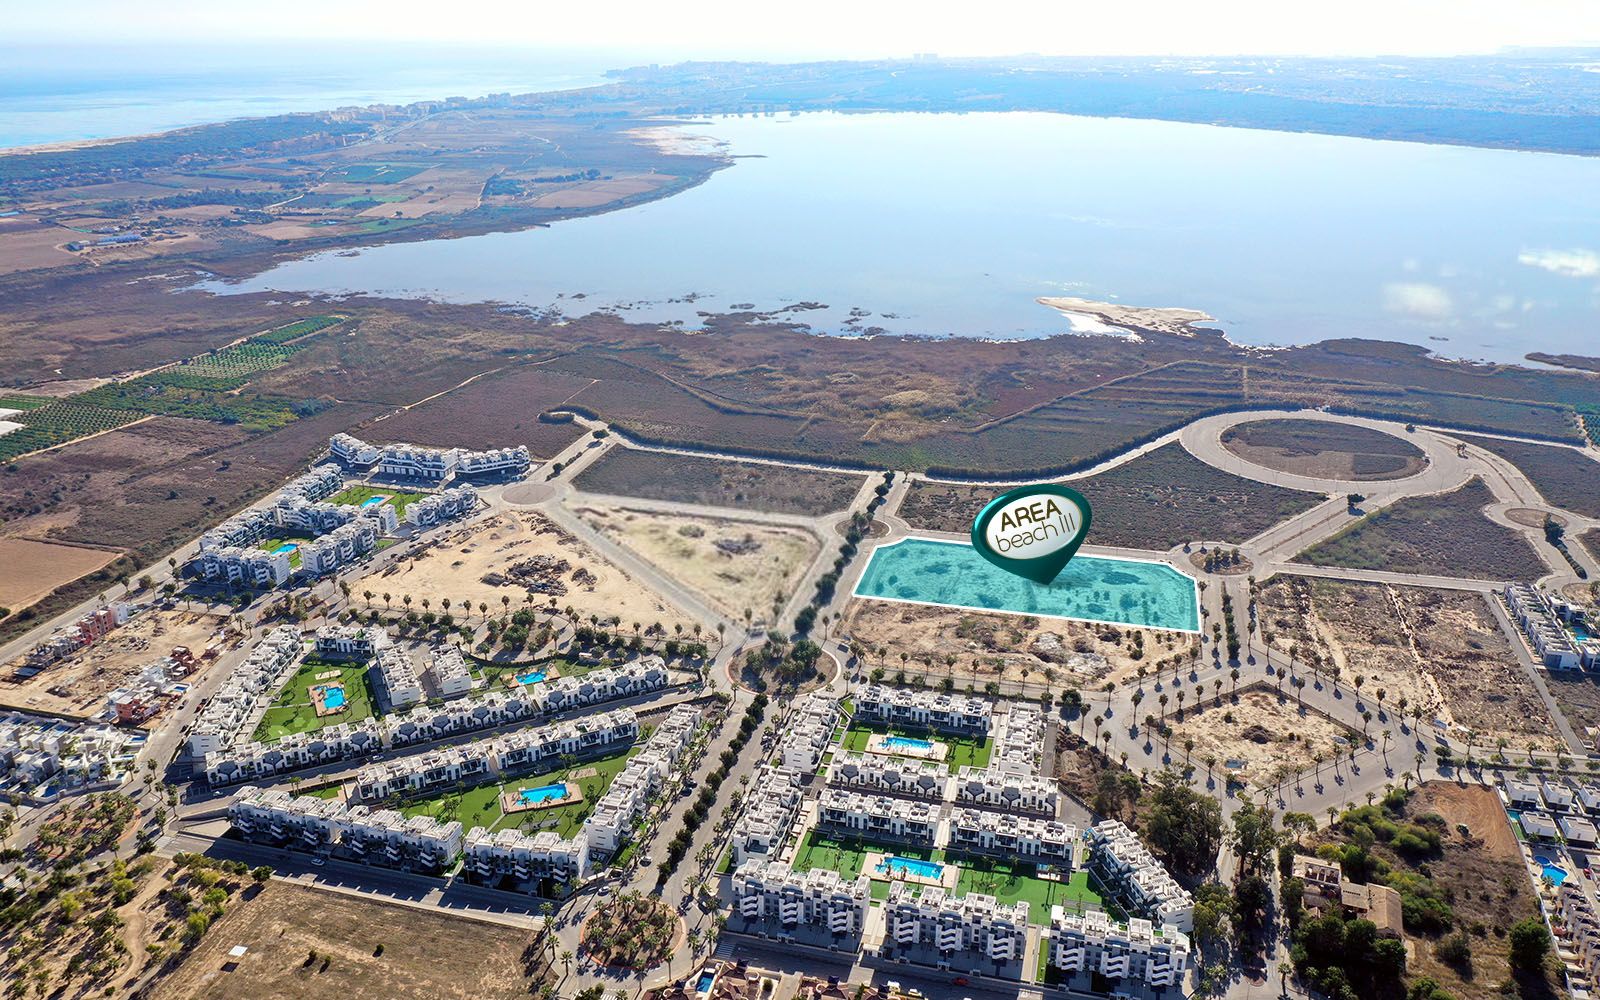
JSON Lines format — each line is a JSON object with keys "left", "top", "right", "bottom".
{"left": 573, "top": 503, "right": 820, "bottom": 619}
{"left": 896, "top": 443, "right": 1324, "bottom": 549}
{"left": 839, "top": 598, "right": 1195, "bottom": 690}
{"left": 355, "top": 510, "right": 692, "bottom": 632}
{"left": 572, "top": 447, "right": 865, "bottom": 516}
{"left": 0, "top": 608, "right": 234, "bottom": 718}
{"left": 1257, "top": 577, "right": 1561, "bottom": 749}
{"left": 152, "top": 882, "right": 540, "bottom": 1000}
{"left": 1219, "top": 418, "right": 1427, "bottom": 481}
{"left": 1455, "top": 433, "right": 1600, "bottom": 518}
{"left": 0, "top": 537, "right": 121, "bottom": 612}
{"left": 1165, "top": 686, "right": 1358, "bottom": 789}
{"left": 1295, "top": 477, "right": 1549, "bottom": 580}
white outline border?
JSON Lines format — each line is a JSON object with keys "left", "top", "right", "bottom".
{"left": 852, "top": 536, "right": 1202, "bottom": 634}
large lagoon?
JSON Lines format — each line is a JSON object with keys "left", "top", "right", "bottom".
{"left": 216, "top": 111, "right": 1600, "bottom": 363}
{"left": 854, "top": 538, "right": 1200, "bottom": 633}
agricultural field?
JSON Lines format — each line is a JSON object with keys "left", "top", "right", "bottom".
{"left": 841, "top": 721, "right": 992, "bottom": 772}
{"left": 354, "top": 510, "right": 693, "bottom": 634}
{"left": 1296, "top": 478, "right": 1549, "bottom": 580}
{"left": 0, "top": 537, "right": 121, "bottom": 616}
{"left": 897, "top": 442, "right": 1325, "bottom": 548}
{"left": 572, "top": 446, "right": 865, "bottom": 516}
{"left": 0, "top": 607, "right": 234, "bottom": 718}
{"left": 1455, "top": 432, "right": 1600, "bottom": 518}
{"left": 1163, "top": 685, "right": 1359, "bottom": 790}
{"left": 153, "top": 881, "right": 544, "bottom": 1000}
{"left": 574, "top": 503, "right": 821, "bottom": 620}
{"left": 840, "top": 597, "right": 1195, "bottom": 691}
{"left": 0, "top": 400, "right": 144, "bottom": 461}
{"left": 254, "top": 657, "right": 378, "bottom": 742}
{"left": 1220, "top": 418, "right": 1427, "bottom": 480}
{"left": 397, "top": 746, "right": 640, "bottom": 840}
{"left": 327, "top": 162, "right": 428, "bottom": 184}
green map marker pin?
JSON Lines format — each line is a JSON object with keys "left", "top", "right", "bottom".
{"left": 971, "top": 484, "right": 1093, "bottom": 585}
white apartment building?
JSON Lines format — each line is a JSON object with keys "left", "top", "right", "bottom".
{"left": 1088, "top": 820, "right": 1195, "bottom": 932}
{"left": 330, "top": 433, "right": 382, "bottom": 467}
{"left": 375, "top": 648, "right": 424, "bottom": 710}
{"left": 733, "top": 859, "right": 872, "bottom": 939}
{"left": 314, "top": 624, "right": 389, "bottom": 660}
{"left": 282, "top": 464, "right": 345, "bottom": 501}
{"left": 583, "top": 705, "right": 700, "bottom": 857}
{"left": 273, "top": 494, "right": 354, "bottom": 535}
{"left": 855, "top": 684, "right": 990, "bottom": 735}
{"left": 379, "top": 443, "right": 459, "bottom": 481}
{"left": 730, "top": 765, "right": 803, "bottom": 865}
{"left": 882, "top": 882, "right": 1029, "bottom": 964}
{"left": 456, "top": 446, "right": 532, "bottom": 477}
{"left": 193, "top": 546, "right": 292, "bottom": 588}
{"left": 828, "top": 752, "right": 947, "bottom": 800}
{"left": 463, "top": 826, "right": 589, "bottom": 889}
{"left": 188, "top": 626, "right": 303, "bottom": 756}
{"left": 1506, "top": 583, "right": 1582, "bottom": 669}
{"left": 428, "top": 647, "right": 474, "bottom": 700}
{"left": 1048, "top": 909, "right": 1191, "bottom": 989}
{"left": 991, "top": 703, "right": 1046, "bottom": 775}
{"left": 229, "top": 785, "right": 349, "bottom": 848}
{"left": 946, "top": 807, "right": 1077, "bottom": 866}
{"left": 343, "top": 808, "right": 463, "bottom": 872}
{"left": 405, "top": 485, "right": 479, "bottom": 527}
{"left": 198, "top": 507, "right": 278, "bottom": 551}
{"left": 231, "top": 785, "right": 462, "bottom": 871}
{"left": 952, "top": 766, "right": 1059, "bottom": 816}
{"left": 778, "top": 692, "right": 839, "bottom": 773}
{"left": 298, "top": 519, "right": 379, "bottom": 577}
{"left": 817, "top": 788, "right": 941, "bottom": 846}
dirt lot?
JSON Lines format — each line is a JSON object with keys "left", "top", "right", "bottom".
{"left": 574, "top": 503, "right": 820, "bottom": 620}
{"left": 897, "top": 443, "right": 1325, "bottom": 549}
{"left": 356, "top": 510, "right": 691, "bottom": 632}
{"left": 153, "top": 882, "right": 541, "bottom": 1000}
{"left": 1296, "top": 477, "right": 1551, "bottom": 580}
{"left": 0, "top": 536, "right": 120, "bottom": 611}
{"left": 0, "top": 607, "right": 236, "bottom": 718}
{"left": 572, "top": 447, "right": 865, "bottom": 516}
{"left": 1219, "top": 418, "right": 1427, "bottom": 480}
{"left": 1166, "top": 685, "right": 1357, "bottom": 788}
{"left": 1257, "top": 576, "right": 1561, "bottom": 749}
{"left": 839, "top": 597, "right": 1196, "bottom": 691}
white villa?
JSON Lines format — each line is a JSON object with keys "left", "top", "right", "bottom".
{"left": 1088, "top": 820, "right": 1195, "bottom": 932}
{"left": 882, "top": 882, "right": 1029, "bottom": 964}
{"left": 777, "top": 692, "right": 839, "bottom": 773}
{"left": 817, "top": 788, "right": 941, "bottom": 846}
{"left": 733, "top": 859, "right": 872, "bottom": 939}
{"left": 375, "top": 648, "right": 424, "bottom": 710}
{"left": 854, "top": 684, "right": 990, "bottom": 735}
{"left": 1048, "top": 908, "right": 1191, "bottom": 989}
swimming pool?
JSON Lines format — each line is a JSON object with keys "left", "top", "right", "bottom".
{"left": 515, "top": 670, "right": 548, "bottom": 685}
{"left": 518, "top": 783, "right": 569, "bottom": 805}
{"left": 273, "top": 542, "right": 299, "bottom": 554}
{"left": 875, "top": 856, "right": 945, "bottom": 880}
{"left": 695, "top": 970, "right": 717, "bottom": 994}
{"left": 1535, "top": 855, "right": 1570, "bottom": 886}
{"left": 882, "top": 736, "right": 934, "bottom": 752}
{"left": 854, "top": 537, "right": 1200, "bottom": 632}
{"left": 321, "top": 686, "right": 346, "bottom": 710}
{"left": 360, "top": 495, "right": 391, "bottom": 509}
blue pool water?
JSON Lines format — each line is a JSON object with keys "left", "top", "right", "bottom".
{"left": 854, "top": 537, "right": 1200, "bottom": 632}
{"left": 876, "top": 856, "right": 945, "bottom": 880}
{"left": 515, "top": 670, "right": 548, "bottom": 685}
{"left": 882, "top": 736, "right": 934, "bottom": 752}
{"left": 518, "top": 782, "right": 569, "bottom": 805}
{"left": 1534, "top": 854, "right": 1569, "bottom": 885}
{"left": 273, "top": 542, "right": 299, "bottom": 554}
{"left": 321, "top": 686, "right": 346, "bottom": 709}
{"left": 695, "top": 970, "right": 716, "bottom": 993}
{"left": 360, "top": 495, "right": 390, "bottom": 509}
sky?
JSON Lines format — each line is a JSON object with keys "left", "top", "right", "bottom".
{"left": 10, "top": 0, "right": 1600, "bottom": 59}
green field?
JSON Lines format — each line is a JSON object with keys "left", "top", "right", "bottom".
{"left": 793, "top": 829, "right": 942, "bottom": 882}
{"left": 329, "top": 485, "right": 427, "bottom": 517}
{"left": 840, "top": 722, "right": 992, "bottom": 773}
{"left": 331, "top": 163, "right": 426, "bottom": 184}
{"left": 399, "top": 747, "right": 641, "bottom": 840}
{"left": 0, "top": 394, "right": 51, "bottom": 411}
{"left": 0, "top": 402, "right": 143, "bottom": 462}
{"left": 253, "top": 658, "right": 378, "bottom": 742}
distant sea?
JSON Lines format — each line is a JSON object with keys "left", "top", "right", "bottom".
{"left": 0, "top": 44, "right": 623, "bottom": 151}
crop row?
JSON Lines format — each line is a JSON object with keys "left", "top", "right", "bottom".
{"left": 250, "top": 315, "right": 344, "bottom": 345}
{"left": 0, "top": 403, "right": 142, "bottom": 462}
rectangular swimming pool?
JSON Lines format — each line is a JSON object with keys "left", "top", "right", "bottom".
{"left": 876, "top": 856, "right": 945, "bottom": 880}
{"left": 321, "top": 686, "right": 346, "bottom": 709}
{"left": 272, "top": 542, "right": 299, "bottom": 554}
{"left": 882, "top": 736, "right": 934, "bottom": 752}
{"left": 854, "top": 537, "right": 1200, "bottom": 632}
{"left": 518, "top": 782, "right": 569, "bottom": 806}
{"left": 359, "top": 495, "right": 391, "bottom": 509}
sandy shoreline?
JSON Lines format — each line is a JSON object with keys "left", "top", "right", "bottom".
{"left": 1037, "top": 295, "right": 1215, "bottom": 336}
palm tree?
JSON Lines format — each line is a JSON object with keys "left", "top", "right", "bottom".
{"left": 383, "top": 592, "right": 393, "bottom": 610}
{"left": 1158, "top": 693, "right": 1169, "bottom": 722}
{"left": 1230, "top": 668, "right": 1240, "bottom": 696}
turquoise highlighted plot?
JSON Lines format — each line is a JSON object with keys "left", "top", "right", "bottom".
{"left": 854, "top": 537, "right": 1200, "bottom": 632}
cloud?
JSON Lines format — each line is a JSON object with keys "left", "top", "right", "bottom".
{"left": 1518, "top": 248, "right": 1600, "bottom": 278}
{"left": 1382, "top": 282, "right": 1454, "bottom": 321}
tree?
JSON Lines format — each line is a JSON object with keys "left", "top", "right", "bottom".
{"left": 1509, "top": 915, "right": 1551, "bottom": 971}
{"left": 1145, "top": 767, "right": 1224, "bottom": 878}
{"left": 1230, "top": 801, "right": 1281, "bottom": 879}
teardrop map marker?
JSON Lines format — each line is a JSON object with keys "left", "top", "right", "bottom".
{"left": 970, "top": 484, "right": 1093, "bottom": 585}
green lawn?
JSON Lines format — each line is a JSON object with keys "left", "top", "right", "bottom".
{"left": 399, "top": 747, "right": 640, "bottom": 840}
{"left": 256, "top": 535, "right": 311, "bottom": 568}
{"left": 329, "top": 485, "right": 428, "bottom": 518}
{"left": 954, "top": 859, "right": 1100, "bottom": 925}
{"left": 792, "top": 829, "right": 943, "bottom": 881}
{"left": 840, "top": 722, "right": 992, "bottom": 773}
{"left": 253, "top": 658, "right": 377, "bottom": 742}
{"left": 470, "top": 651, "right": 611, "bottom": 689}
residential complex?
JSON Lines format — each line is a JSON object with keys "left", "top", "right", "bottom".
{"left": 1088, "top": 820, "right": 1196, "bottom": 932}
{"left": 854, "top": 684, "right": 991, "bottom": 735}
{"left": 732, "top": 860, "right": 872, "bottom": 939}
{"left": 882, "top": 882, "right": 1030, "bottom": 964}
{"left": 1046, "top": 909, "right": 1191, "bottom": 989}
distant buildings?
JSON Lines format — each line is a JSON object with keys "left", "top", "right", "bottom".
{"left": 193, "top": 546, "right": 292, "bottom": 589}
{"left": 1504, "top": 583, "right": 1596, "bottom": 669}
{"left": 0, "top": 711, "right": 141, "bottom": 801}
{"left": 405, "top": 485, "right": 479, "bottom": 528}
{"left": 24, "top": 602, "right": 131, "bottom": 670}
{"left": 329, "top": 433, "right": 530, "bottom": 481}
